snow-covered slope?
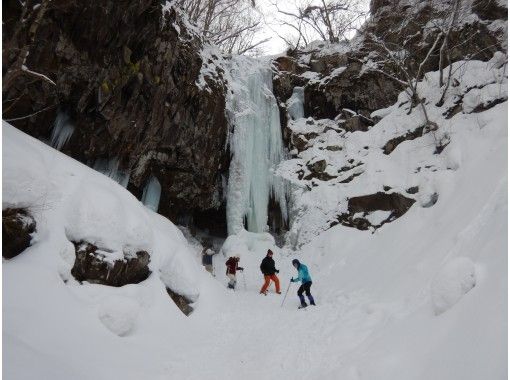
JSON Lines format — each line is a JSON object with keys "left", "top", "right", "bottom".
{"left": 3, "top": 122, "right": 212, "bottom": 378}
{"left": 279, "top": 54, "right": 508, "bottom": 248}
{"left": 3, "top": 51, "right": 507, "bottom": 379}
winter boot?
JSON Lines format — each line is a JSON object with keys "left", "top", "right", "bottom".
{"left": 308, "top": 295, "right": 316, "bottom": 306}
{"left": 228, "top": 282, "right": 235, "bottom": 289}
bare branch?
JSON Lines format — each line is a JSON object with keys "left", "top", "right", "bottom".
{"left": 4, "top": 103, "right": 57, "bottom": 122}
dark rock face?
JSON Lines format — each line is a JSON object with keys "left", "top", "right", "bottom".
{"left": 272, "top": 56, "right": 309, "bottom": 139}
{"left": 383, "top": 126, "right": 425, "bottom": 155}
{"left": 307, "top": 159, "right": 327, "bottom": 174}
{"left": 337, "top": 108, "right": 376, "bottom": 132}
{"left": 469, "top": 0, "right": 507, "bottom": 22}
{"left": 303, "top": 159, "right": 336, "bottom": 181}
{"left": 365, "top": 0, "right": 502, "bottom": 66}
{"left": 335, "top": 192, "right": 416, "bottom": 231}
{"left": 348, "top": 192, "right": 415, "bottom": 215}
{"left": 3, "top": 0, "right": 229, "bottom": 225}
{"left": 166, "top": 287, "right": 194, "bottom": 316}
{"left": 2, "top": 208, "right": 36, "bottom": 259}
{"left": 304, "top": 61, "right": 402, "bottom": 120}
{"left": 71, "top": 242, "right": 151, "bottom": 286}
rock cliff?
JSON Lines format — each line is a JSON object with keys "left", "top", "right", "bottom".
{"left": 3, "top": 0, "right": 229, "bottom": 231}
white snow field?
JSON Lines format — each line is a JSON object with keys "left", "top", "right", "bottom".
{"left": 3, "top": 56, "right": 507, "bottom": 379}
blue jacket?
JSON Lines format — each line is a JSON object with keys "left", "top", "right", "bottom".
{"left": 293, "top": 264, "right": 312, "bottom": 283}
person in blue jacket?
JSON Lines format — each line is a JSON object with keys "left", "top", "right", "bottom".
{"left": 290, "top": 259, "right": 315, "bottom": 308}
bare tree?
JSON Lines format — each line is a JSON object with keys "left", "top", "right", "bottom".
{"left": 365, "top": 32, "right": 442, "bottom": 131}
{"left": 361, "top": 0, "right": 484, "bottom": 130}
{"left": 433, "top": 0, "right": 463, "bottom": 105}
{"left": 3, "top": 0, "right": 57, "bottom": 120}
{"left": 270, "top": 0, "right": 367, "bottom": 51}
{"left": 177, "top": 0, "right": 268, "bottom": 55}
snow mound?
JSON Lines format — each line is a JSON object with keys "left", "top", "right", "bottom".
{"left": 220, "top": 229, "right": 275, "bottom": 258}
{"left": 431, "top": 257, "right": 477, "bottom": 315}
{"left": 3, "top": 121, "right": 203, "bottom": 331}
{"left": 65, "top": 180, "right": 153, "bottom": 254}
{"left": 98, "top": 296, "right": 140, "bottom": 337}
{"left": 159, "top": 250, "right": 200, "bottom": 302}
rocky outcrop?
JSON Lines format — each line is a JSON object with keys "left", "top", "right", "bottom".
{"left": 71, "top": 242, "right": 151, "bottom": 286}
{"left": 273, "top": 57, "right": 310, "bottom": 139}
{"left": 2, "top": 208, "right": 36, "bottom": 259}
{"left": 3, "top": 0, "right": 229, "bottom": 226}
{"left": 304, "top": 61, "right": 402, "bottom": 120}
{"left": 166, "top": 287, "right": 194, "bottom": 316}
{"left": 335, "top": 192, "right": 416, "bottom": 231}
{"left": 383, "top": 125, "right": 426, "bottom": 154}
{"left": 273, "top": 0, "right": 506, "bottom": 123}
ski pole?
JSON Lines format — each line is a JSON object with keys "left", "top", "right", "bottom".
{"left": 281, "top": 280, "right": 292, "bottom": 307}
{"left": 242, "top": 271, "right": 247, "bottom": 290}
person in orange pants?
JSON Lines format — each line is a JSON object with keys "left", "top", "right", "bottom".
{"left": 259, "top": 249, "right": 281, "bottom": 295}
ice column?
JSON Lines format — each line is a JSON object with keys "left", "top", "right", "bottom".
{"left": 287, "top": 87, "right": 304, "bottom": 121}
{"left": 226, "top": 58, "right": 289, "bottom": 235}
{"left": 93, "top": 157, "right": 130, "bottom": 188}
{"left": 141, "top": 176, "right": 162, "bottom": 212}
{"left": 50, "top": 111, "right": 75, "bottom": 150}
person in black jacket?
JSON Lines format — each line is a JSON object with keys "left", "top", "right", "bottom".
{"left": 259, "top": 249, "right": 281, "bottom": 295}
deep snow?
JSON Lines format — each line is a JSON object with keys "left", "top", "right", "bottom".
{"left": 3, "top": 55, "right": 508, "bottom": 379}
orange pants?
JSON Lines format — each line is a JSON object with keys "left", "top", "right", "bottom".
{"left": 260, "top": 274, "right": 280, "bottom": 293}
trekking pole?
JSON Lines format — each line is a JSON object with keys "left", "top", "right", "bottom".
{"left": 281, "top": 280, "right": 292, "bottom": 307}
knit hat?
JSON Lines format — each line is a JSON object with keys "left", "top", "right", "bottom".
{"left": 267, "top": 249, "right": 273, "bottom": 256}
{"left": 292, "top": 259, "right": 300, "bottom": 267}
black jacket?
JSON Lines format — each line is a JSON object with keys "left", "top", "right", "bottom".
{"left": 260, "top": 256, "right": 277, "bottom": 275}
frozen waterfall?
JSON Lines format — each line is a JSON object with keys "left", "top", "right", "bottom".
{"left": 287, "top": 87, "right": 304, "bottom": 121}
{"left": 141, "top": 176, "right": 162, "bottom": 212}
{"left": 226, "top": 58, "right": 289, "bottom": 235}
{"left": 93, "top": 157, "right": 130, "bottom": 188}
{"left": 50, "top": 111, "right": 75, "bottom": 150}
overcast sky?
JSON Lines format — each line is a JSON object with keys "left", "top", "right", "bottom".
{"left": 257, "top": 0, "right": 292, "bottom": 55}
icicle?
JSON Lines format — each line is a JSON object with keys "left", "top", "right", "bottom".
{"left": 226, "top": 58, "right": 290, "bottom": 235}
{"left": 50, "top": 111, "right": 75, "bottom": 150}
{"left": 141, "top": 176, "right": 162, "bottom": 212}
{"left": 93, "top": 157, "right": 130, "bottom": 188}
{"left": 287, "top": 87, "right": 304, "bottom": 121}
